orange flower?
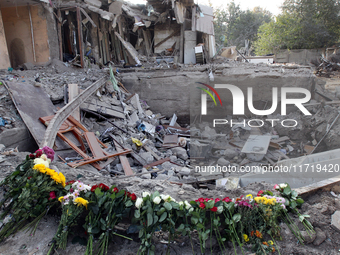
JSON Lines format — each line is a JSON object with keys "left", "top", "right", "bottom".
{"left": 250, "top": 231, "right": 254, "bottom": 237}
{"left": 263, "top": 242, "right": 268, "bottom": 246}
{"left": 255, "top": 230, "right": 262, "bottom": 238}
{"left": 272, "top": 247, "right": 275, "bottom": 252}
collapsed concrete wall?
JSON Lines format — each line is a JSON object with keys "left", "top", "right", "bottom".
{"left": 120, "top": 63, "right": 316, "bottom": 119}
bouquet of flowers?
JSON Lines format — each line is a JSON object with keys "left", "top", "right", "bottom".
{"left": 0, "top": 148, "right": 64, "bottom": 241}
{"left": 84, "top": 184, "right": 135, "bottom": 255}
{"left": 133, "top": 191, "right": 178, "bottom": 255}
{"left": 47, "top": 180, "right": 90, "bottom": 254}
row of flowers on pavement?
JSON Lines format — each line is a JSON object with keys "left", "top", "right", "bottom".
{"left": 0, "top": 148, "right": 314, "bottom": 255}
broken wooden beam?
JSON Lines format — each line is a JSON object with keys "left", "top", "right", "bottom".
{"left": 114, "top": 31, "right": 141, "bottom": 65}
{"left": 41, "top": 77, "right": 106, "bottom": 148}
{"left": 113, "top": 140, "right": 134, "bottom": 176}
{"left": 154, "top": 29, "right": 180, "bottom": 49}
{"left": 76, "top": 7, "right": 84, "bottom": 68}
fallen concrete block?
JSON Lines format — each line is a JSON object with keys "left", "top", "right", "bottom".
{"left": 331, "top": 211, "right": 340, "bottom": 232}
{"left": 313, "top": 228, "right": 326, "bottom": 246}
{"left": 171, "top": 147, "right": 188, "bottom": 160}
{"left": 140, "top": 168, "right": 151, "bottom": 179}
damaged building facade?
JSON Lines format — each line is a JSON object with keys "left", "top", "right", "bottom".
{"left": 0, "top": 0, "right": 215, "bottom": 69}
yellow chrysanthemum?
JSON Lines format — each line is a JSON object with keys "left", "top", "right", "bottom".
{"left": 45, "top": 168, "right": 56, "bottom": 176}
{"left": 51, "top": 173, "right": 62, "bottom": 184}
{"left": 58, "top": 172, "right": 66, "bottom": 187}
{"left": 33, "top": 163, "right": 47, "bottom": 173}
{"left": 74, "top": 197, "right": 89, "bottom": 209}
{"left": 58, "top": 196, "right": 64, "bottom": 203}
{"left": 268, "top": 240, "right": 274, "bottom": 245}
{"left": 268, "top": 198, "right": 276, "bottom": 205}
{"left": 246, "top": 194, "right": 253, "bottom": 200}
{"left": 243, "top": 234, "right": 249, "bottom": 242}
{"left": 254, "top": 197, "right": 261, "bottom": 203}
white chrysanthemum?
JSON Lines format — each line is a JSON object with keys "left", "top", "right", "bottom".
{"left": 33, "top": 158, "right": 49, "bottom": 168}
{"left": 135, "top": 197, "right": 143, "bottom": 209}
{"left": 153, "top": 196, "right": 161, "bottom": 204}
{"left": 178, "top": 201, "right": 184, "bottom": 206}
{"left": 83, "top": 184, "right": 91, "bottom": 191}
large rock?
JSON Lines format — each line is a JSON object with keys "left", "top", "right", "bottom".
{"left": 313, "top": 228, "right": 326, "bottom": 246}
{"left": 331, "top": 210, "right": 340, "bottom": 231}
{"left": 171, "top": 147, "right": 188, "bottom": 160}
{"left": 139, "top": 152, "right": 154, "bottom": 164}
{"left": 140, "top": 168, "right": 151, "bottom": 179}
{"left": 301, "top": 230, "right": 316, "bottom": 244}
{"left": 224, "top": 148, "right": 239, "bottom": 159}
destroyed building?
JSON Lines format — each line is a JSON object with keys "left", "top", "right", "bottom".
{"left": 0, "top": 0, "right": 215, "bottom": 69}
{"left": 1, "top": 1, "right": 340, "bottom": 255}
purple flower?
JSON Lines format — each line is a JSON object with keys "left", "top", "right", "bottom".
{"left": 42, "top": 146, "right": 55, "bottom": 162}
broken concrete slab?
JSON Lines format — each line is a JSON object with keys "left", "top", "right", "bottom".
{"left": 331, "top": 211, "right": 340, "bottom": 232}
{"left": 312, "top": 228, "right": 326, "bottom": 246}
{"left": 171, "top": 147, "right": 188, "bottom": 160}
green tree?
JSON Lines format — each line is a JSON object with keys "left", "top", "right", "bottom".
{"left": 214, "top": 1, "right": 241, "bottom": 47}
{"left": 254, "top": 0, "right": 340, "bottom": 55}
{"left": 228, "top": 7, "right": 272, "bottom": 48}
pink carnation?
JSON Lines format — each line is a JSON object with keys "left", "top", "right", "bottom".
{"left": 42, "top": 146, "right": 55, "bottom": 162}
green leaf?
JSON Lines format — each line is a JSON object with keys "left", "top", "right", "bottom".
{"left": 191, "top": 217, "right": 198, "bottom": 225}
{"left": 177, "top": 224, "right": 185, "bottom": 231}
{"left": 157, "top": 208, "right": 166, "bottom": 216}
{"left": 291, "top": 190, "right": 298, "bottom": 198}
{"left": 206, "top": 200, "right": 215, "bottom": 209}
{"left": 232, "top": 213, "right": 241, "bottom": 223}
{"left": 290, "top": 200, "right": 297, "bottom": 209}
{"left": 139, "top": 229, "right": 144, "bottom": 238}
{"left": 283, "top": 186, "right": 291, "bottom": 195}
{"left": 296, "top": 198, "right": 304, "bottom": 204}
{"left": 134, "top": 209, "right": 141, "bottom": 219}
{"left": 125, "top": 200, "right": 133, "bottom": 207}
{"left": 95, "top": 188, "right": 103, "bottom": 197}
{"left": 151, "top": 191, "right": 160, "bottom": 200}
{"left": 159, "top": 212, "right": 167, "bottom": 222}
{"left": 153, "top": 215, "right": 159, "bottom": 224}
{"left": 147, "top": 213, "right": 153, "bottom": 227}
{"left": 163, "top": 202, "right": 172, "bottom": 211}
{"left": 196, "top": 223, "right": 204, "bottom": 229}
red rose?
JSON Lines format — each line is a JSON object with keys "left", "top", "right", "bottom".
{"left": 215, "top": 198, "right": 221, "bottom": 202}
{"left": 127, "top": 192, "right": 131, "bottom": 197}
{"left": 205, "top": 198, "right": 213, "bottom": 202}
{"left": 99, "top": 183, "right": 109, "bottom": 191}
{"left": 198, "top": 198, "right": 205, "bottom": 203}
{"left": 29, "top": 154, "right": 35, "bottom": 159}
{"left": 35, "top": 149, "right": 43, "bottom": 158}
{"left": 113, "top": 187, "right": 119, "bottom": 193}
{"left": 49, "top": 191, "right": 56, "bottom": 200}
{"left": 199, "top": 203, "right": 206, "bottom": 209}
{"left": 66, "top": 180, "right": 75, "bottom": 186}
{"left": 70, "top": 188, "right": 74, "bottom": 193}
{"left": 91, "top": 184, "right": 98, "bottom": 192}
{"left": 130, "top": 193, "right": 137, "bottom": 201}
{"left": 210, "top": 206, "right": 218, "bottom": 212}
{"left": 257, "top": 190, "right": 264, "bottom": 197}
{"left": 222, "top": 197, "right": 232, "bottom": 203}
{"left": 27, "top": 176, "right": 32, "bottom": 180}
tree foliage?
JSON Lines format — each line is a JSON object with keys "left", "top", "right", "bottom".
{"left": 254, "top": 0, "right": 340, "bottom": 55}
{"left": 214, "top": 2, "right": 272, "bottom": 51}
